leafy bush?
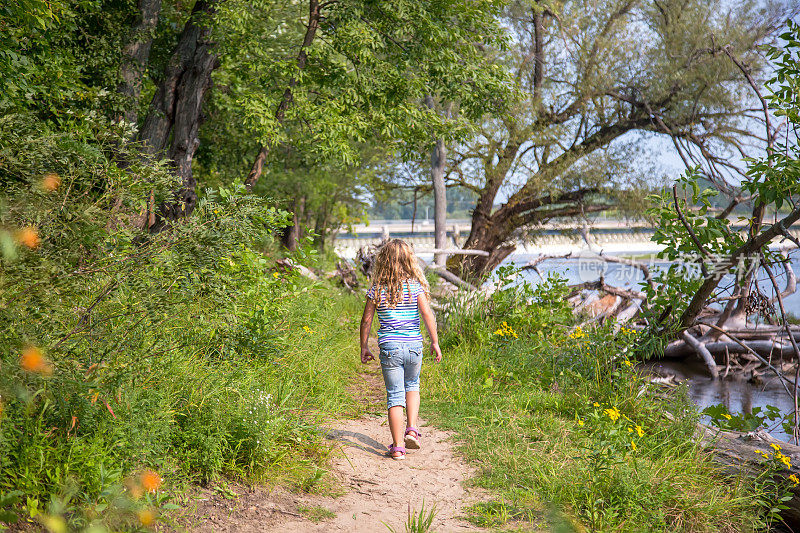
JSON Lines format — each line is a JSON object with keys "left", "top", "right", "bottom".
{"left": 0, "top": 112, "right": 361, "bottom": 529}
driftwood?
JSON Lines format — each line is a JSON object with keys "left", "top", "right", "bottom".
{"left": 682, "top": 330, "right": 719, "bottom": 379}
{"left": 276, "top": 258, "right": 360, "bottom": 292}
{"left": 356, "top": 244, "right": 380, "bottom": 276}
{"left": 424, "top": 264, "right": 479, "bottom": 291}
{"left": 275, "top": 258, "right": 320, "bottom": 281}
{"left": 331, "top": 260, "right": 359, "bottom": 291}
{"left": 698, "top": 423, "right": 800, "bottom": 528}
{"left": 528, "top": 248, "right": 800, "bottom": 392}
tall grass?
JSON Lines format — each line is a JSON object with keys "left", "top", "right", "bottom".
{"left": 423, "top": 268, "right": 769, "bottom": 532}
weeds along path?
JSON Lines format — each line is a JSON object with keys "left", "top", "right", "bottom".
{"left": 194, "top": 363, "right": 487, "bottom": 532}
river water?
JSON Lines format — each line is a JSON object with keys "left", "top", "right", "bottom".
{"left": 504, "top": 251, "right": 800, "bottom": 442}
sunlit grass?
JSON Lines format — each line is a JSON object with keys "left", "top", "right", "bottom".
{"left": 423, "top": 311, "right": 768, "bottom": 532}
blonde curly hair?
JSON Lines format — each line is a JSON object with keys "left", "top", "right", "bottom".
{"left": 369, "top": 239, "right": 430, "bottom": 308}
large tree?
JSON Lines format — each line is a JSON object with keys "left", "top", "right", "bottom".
{"left": 212, "top": 0, "right": 511, "bottom": 248}
{"left": 446, "top": 0, "right": 788, "bottom": 280}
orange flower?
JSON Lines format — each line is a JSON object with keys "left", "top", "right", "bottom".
{"left": 16, "top": 227, "right": 40, "bottom": 249}
{"left": 140, "top": 470, "right": 162, "bottom": 492}
{"left": 137, "top": 508, "right": 156, "bottom": 527}
{"left": 20, "top": 346, "right": 53, "bottom": 375}
{"left": 41, "top": 172, "right": 61, "bottom": 192}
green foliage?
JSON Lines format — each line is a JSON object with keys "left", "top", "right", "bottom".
{"left": 442, "top": 265, "right": 572, "bottom": 347}
{"left": 747, "top": 19, "right": 800, "bottom": 210}
{"left": 0, "top": 0, "right": 136, "bottom": 118}
{"left": 213, "top": 0, "right": 511, "bottom": 165}
{"left": 0, "top": 111, "right": 367, "bottom": 528}
{"left": 198, "top": 0, "right": 514, "bottom": 245}
{"left": 641, "top": 21, "right": 800, "bottom": 338}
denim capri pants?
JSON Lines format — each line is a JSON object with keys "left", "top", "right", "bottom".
{"left": 378, "top": 341, "right": 423, "bottom": 409}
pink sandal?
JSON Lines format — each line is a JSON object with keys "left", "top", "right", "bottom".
{"left": 386, "top": 445, "right": 406, "bottom": 460}
{"left": 404, "top": 427, "right": 421, "bottom": 450}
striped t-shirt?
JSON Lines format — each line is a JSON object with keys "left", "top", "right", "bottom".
{"left": 366, "top": 280, "right": 424, "bottom": 345}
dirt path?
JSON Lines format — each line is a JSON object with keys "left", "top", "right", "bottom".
{"left": 190, "top": 367, "right": 487, "bottom": 532}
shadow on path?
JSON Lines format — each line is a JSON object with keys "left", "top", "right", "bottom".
{"left": 326, "top": 428, "right": 386, "bottom": 457}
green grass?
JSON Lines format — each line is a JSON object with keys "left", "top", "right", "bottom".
{"left": 385, "top": 500, "right": 438, "bottom": 533}
{"left": 419, "top": 273, "right": 771, "bottom": 532}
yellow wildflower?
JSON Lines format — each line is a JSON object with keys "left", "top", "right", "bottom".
{"left": 778, "top": 453, "right": 792, "bottom": 468}
{"left": 631, "top": 441, "right": 637, "bottom": 451}
{"left": 790, "top": 474, "right": 799, "bottom": 486}
{"left": 494, "top": 321, "right": 518, "bottom": 339}
{"left": 623, "top": 360, "right": 632, "bottom": 367}
{"left": 568, "top": 326, "right": 584, "bottom": 339}
{"left": 771, "top": 443, "right": 782, "bottom": 452}
{"left": 635, "top": 425, "right": 644, "bottom": 438}
{"left": 628, "top": 426, "right": 633, "bottom": 433}
{"left": 722, "top": 413, "right": 732, "bottom": 420}
{"left": 593, "top": 402, "right": 600, "bottom": 407}
{"left": 604, "top": 407, "right": 621, "bottom": 422}
{"left": 273, "top": 272, "right": 280, "bottom": 279}
{"left": 577, "top": 419, "right": 584, "bottom": 427}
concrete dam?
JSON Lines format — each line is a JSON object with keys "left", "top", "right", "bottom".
{"left": 332, "top": 219, "right": 800, "bottom": 258}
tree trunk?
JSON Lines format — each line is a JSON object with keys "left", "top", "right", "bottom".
{"left": 312, "top": 200, "right": 329, "bottom": 251}
{"left": 118, "top": 0, "right": 162, "bottom": 126}
{"left": 431, "top": 137, "right": 447, "bottom": 266}
{"left": 281, "top": 196, "right": 306, "bottom": 251}
{"left": 423, "top": 96, "right": 450, "bottom": 267}
{"left": 453, "top": 207, "right": 516, "bottom": 281}
{"left": 452, "top": 185, "right": 613, "bottom": 281}
{"left": 244, "top": 0, "right": 321, "bottom": 190}
{"left": 679, "top": 204, "right": 800, "bottom": 330}
{"left": 138, "top": 0, "right": 219, "bottom": 227}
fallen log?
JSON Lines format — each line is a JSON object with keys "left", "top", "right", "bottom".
{"left": 698, "top": 423, "right": 800, "bottom": 528}
{"left": 567, "top": 278, "right": 646, "bottom": 301}
{"left": 331, "top": 260, "right": 359, "bottom": 291}
{"left": 663, "top": 338, "right": 798, "bottom": 359}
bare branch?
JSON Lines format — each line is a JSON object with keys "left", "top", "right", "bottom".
{"left": 682, "top": 330, "right": 720, "bottom": 379}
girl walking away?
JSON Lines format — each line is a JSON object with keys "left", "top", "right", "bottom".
{"left": 359, "top": 239, "right": 443, "bottom": 460}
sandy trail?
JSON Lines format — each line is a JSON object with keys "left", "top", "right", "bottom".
{"left": 268, "top": 414, "right": 484, "bottom": 532}
{"left": 191, "top": 367, "right": 486, "bottom": 532}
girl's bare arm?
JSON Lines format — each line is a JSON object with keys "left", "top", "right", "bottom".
{"left": 360, "top": 299, "right": 376, "bottom": 363}
{"left": 417, "top": 292, "right": 442, "bottom": 362}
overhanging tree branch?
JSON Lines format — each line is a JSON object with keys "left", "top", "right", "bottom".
{"left": 244, "top": 0, "right": 321, "bottom": 191}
